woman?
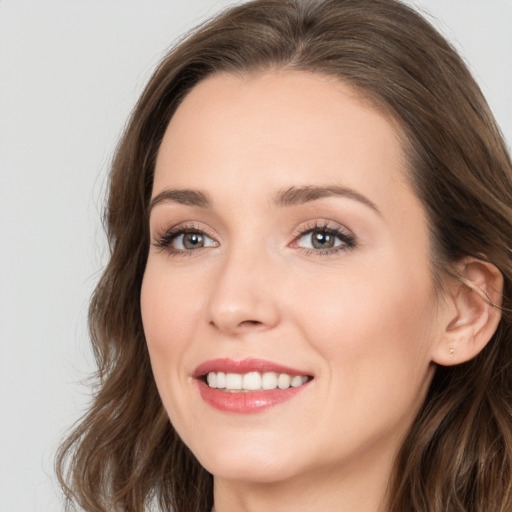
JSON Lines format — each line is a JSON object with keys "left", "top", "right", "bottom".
{"left": 56, "top": 0, "right": 512, "bottom": 511}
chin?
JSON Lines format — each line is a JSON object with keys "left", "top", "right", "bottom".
{"left": 201, "top": 453, "right": 299, "bottom": 484}
{"left": 185, "top": 431, "right": 304, "bottom": 483}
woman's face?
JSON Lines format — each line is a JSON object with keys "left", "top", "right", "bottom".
{"left": 141, "top": 71, "right": 447, "bottom": 486}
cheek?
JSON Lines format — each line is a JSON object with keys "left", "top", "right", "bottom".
{"left": 288, "top": 257, "right": 438, "bottom": 398}
{"left": 141, "top": 260, "right": 203, "bottom": 352}
{"left": 290, "top": 268, "right": 437, "bottom": 451}
{"left": 293, "top": 257, "right": 435, "bottom": 340}
{"left": 140, "top": 260, "right": 211, "bottom": 440}
{"left": 140, "top": 260, "right": 206, "bottom": 413}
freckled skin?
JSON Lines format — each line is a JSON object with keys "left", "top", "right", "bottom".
{"left": 141, "top": 71, "right": 448, "bottom": 512}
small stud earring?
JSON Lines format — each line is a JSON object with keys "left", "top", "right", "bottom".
{"left": 449, "top": 348, "right": 455, "bottom": 358}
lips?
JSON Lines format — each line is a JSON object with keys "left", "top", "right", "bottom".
{"left": 193, "top": 358, "right": 311, "bottom": 376}
{"left": 193, "top": 358, "right": 313, "bottom": 413}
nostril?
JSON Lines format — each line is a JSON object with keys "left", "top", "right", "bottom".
{"left": 208, "top": 319, "right": 262, "bottom": 330}
{"left": 239, "top": 320, "right": 264, "bottom": 328}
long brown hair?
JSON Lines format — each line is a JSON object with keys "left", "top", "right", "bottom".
{"left": 56, "top": 1, "right": 512, "bottom": 511}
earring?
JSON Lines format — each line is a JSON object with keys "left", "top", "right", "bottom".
{"left": 449, "top": 348, "right": 455, "bottom": 358}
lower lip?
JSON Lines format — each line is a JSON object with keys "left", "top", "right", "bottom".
{"left": 197, "top": 380, "right": 310, "bottom": 413}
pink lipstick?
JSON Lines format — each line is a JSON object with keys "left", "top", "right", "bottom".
{"left": 194, "top": 358, "right": 312, "bottom": 414}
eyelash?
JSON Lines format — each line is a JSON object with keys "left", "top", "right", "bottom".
{"left": 290, "top": 221, "right": 357, "bottom": 256}
{"left": 152, "top": 223, "right": 217, "bottom": 257}
{"left": 152, "top": 221, "right": 357, "bottom": 257}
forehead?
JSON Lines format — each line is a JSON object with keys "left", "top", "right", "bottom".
{"left": 153, "top": 70, "right": 412, "bottom": 217}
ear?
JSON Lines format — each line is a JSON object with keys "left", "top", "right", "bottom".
{"left": 432, "top": 258, "right": 503, "bottom": 366}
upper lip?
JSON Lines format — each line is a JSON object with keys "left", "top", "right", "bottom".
{"left": 193, "top": 358, "right": 312, "bottom": 378}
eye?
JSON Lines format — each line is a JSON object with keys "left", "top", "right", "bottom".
{"left": 153, "top": 225, "right": 218, "bottom": 255}
{"left": 172, "top": 230, "right": 216, "bottom": 251}
{"left": 298, "top": 230, "right": 342, "bottom": 250}
{"left": 292, "top": 222, "right": 356, "bottom": 254}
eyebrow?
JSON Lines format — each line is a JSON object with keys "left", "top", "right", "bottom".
{"left": 273, "top": 185, "right": 381, "bottom": 214}
{"left": 148, "top": 185, "right": 381, "bottom": 216}
{"left": 148, "top": 188, "right": 211, "bottom": 215}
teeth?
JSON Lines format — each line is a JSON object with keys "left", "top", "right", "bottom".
{"left": 216, "top": 372, "right": 226, "bottom": 389}
{"left": 262, "top": 371, "right": 278, "bottom": 390}
{"left": 207, "top": 372, "right": 217, "bottom": 388}
{"left": 225, "top": 373, "right": 242, "bottom": 390}
{"left": 277, "top": 373, "right": 291, "bottom": 389}
{"left": 242, "top": 371, "right": 261, "bottom": 390}
{"left": 205, "top": 371, "right": 309, "bottom": 391}
{"left": 290, "top": 375, "right": 304, "bottom": 387}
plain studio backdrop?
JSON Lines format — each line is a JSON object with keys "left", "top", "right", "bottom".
{"left": 0, "top": 1, "right": 510, "bottom": 511}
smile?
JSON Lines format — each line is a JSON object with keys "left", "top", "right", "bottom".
{"left": 194, "top": 358, "right": 313, "bottom": 413}
{"left": 206, "top": 371, "right": 309, "bottom": 391}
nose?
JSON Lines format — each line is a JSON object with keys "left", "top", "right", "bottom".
{"left": 206, "top": 245, "right": 281, "bottom": 335}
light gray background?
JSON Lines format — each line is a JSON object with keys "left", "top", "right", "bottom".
{"left": 0, "top": 1, "right": 511, "bottom": 511}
